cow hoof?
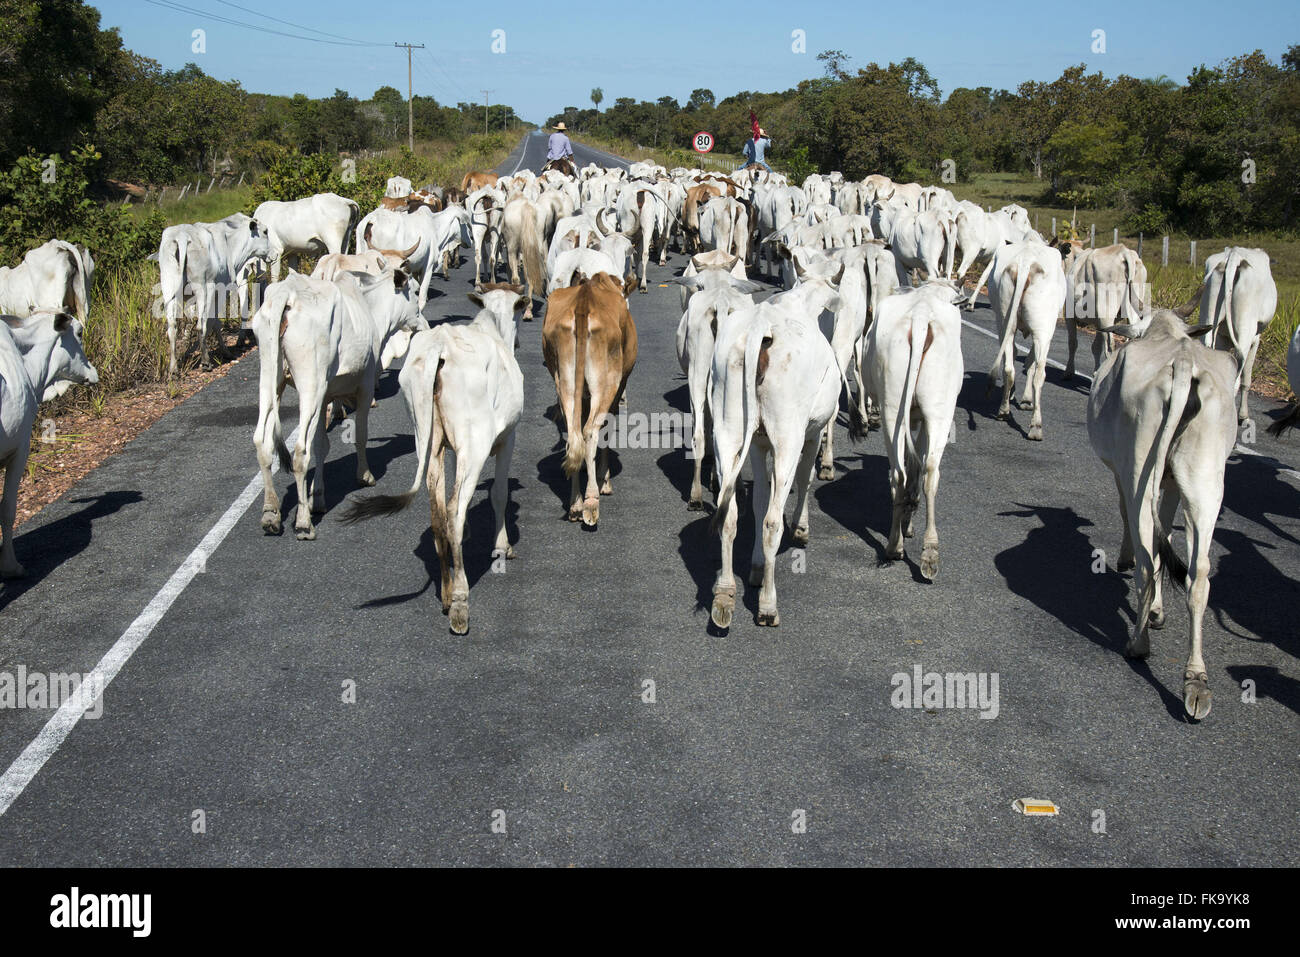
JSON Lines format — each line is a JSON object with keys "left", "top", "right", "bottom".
{"left": 1183, "top": 673, "right": 1211, "bottom": 720}
{"left": 756, "top": 609, "right": 780, "bottom": 627}
{"left": 503, "top": 544, "right": 516, "bottom": 559}
{"left": 791, "top": 526, "right": 809, "bottom": 547}
{"left": 996, "top": 407, "right": 1010, "bottom": 421}
{"left": 748, "top": 563, "right": 764, "bottom": 587}
{"left": 687, "top": 498, "right": 704, "bottom": 511}
{"left": 818, "top": 465, "right": 834, "bottom": 481}
{"left": 295, "top": 525, "right": 316, "bottom": 541}
{"left": 710, "top": 593, "right": 734, "bottom": 630}
{"left": 581, "top": 498, "right": 599, "bottom": 527}
{"left": 359, "top": 471, "right": 376, "bottom": 487}
{"left": 567, "top": 507, "right": 581, "bottom": 522}
{"left": 0, "top": 562, "right": 27, "bottom": 579}
{"left": 449, "top": 600, "right": 469, "bottom": 635}
{"left": 920, "top": 546, "right": 940, "bottom": 581}
{"left": 600, "top": 480, "right": 612, "bottom": 495}
{"left": 639, "top": 286, "right": 648, "bottom": 294}
{"left": 1027, "top": 425, "right": 1043, "bottom": 441}
{"left": 1149, "top": 608, "right": 1165, "bottom": 629}
{"left": 261, "top": 511, "right": 282, "bottom": 535}
{"left": 1117, "top": 555, "right": 1135, "bottom": 572}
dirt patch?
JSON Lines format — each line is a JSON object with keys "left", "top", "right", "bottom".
{"left": 15, "top": 336, "right": 252, "bottom": 529}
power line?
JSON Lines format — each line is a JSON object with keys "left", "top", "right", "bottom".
{"left": 141, "top": 0, "right": 388, "bottom": 47}
{"left": 210, "top": 0, "right": 383, "bottom": 45}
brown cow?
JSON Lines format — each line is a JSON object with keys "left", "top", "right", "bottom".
{"left": 683, "top": 183, "right": 723, "bottom": 253}
{"left": 461, "top": 170, "right": 499, "bottom": 193}
{"left": 542, "top": 272, "right": 639, "bottom": 526}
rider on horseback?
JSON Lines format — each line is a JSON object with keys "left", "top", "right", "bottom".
{"left": 547, "top": 122, "right": 574, "bottom": 163}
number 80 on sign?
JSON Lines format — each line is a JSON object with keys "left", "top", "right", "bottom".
{"left": 693, "top": 131, "right": 714, "bottom": 154}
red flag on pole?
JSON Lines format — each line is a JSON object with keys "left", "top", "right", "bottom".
{"left": 750, "top": 110, "right": 760, "bottom": 142}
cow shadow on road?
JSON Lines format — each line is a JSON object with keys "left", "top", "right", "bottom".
{"left": 993, "top": 502, "right": 1187, "bottom": 718}
{"left": 1209, "top": 527, "right": 1300, "bottom": 663}
{"left": 1224, "top": 665, "right": 1300, "bottom": 717}
{"left": 1221, "top": 451, "right": 1300, "bottom": 547}
{"left": 814, "top": 450, "right": 902, "bottom": 570}
{"left": 956, "top": 371, "right": 1032, "bottom": 440}
{"left": 0, "top": 490, "right": 144, "bottom": 613}
{"left": 354, "top": 477, "right": 524, "bottom": 609}
{"left": 273, "top": 434, "right": 414, "bottom": 527}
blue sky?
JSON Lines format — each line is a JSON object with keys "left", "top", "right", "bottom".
{"left": 96, "top": 1, "right": 1295, "bottom": 126}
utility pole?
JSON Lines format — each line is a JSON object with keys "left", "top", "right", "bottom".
{"left": 482, "top": 89, "right": 495, "bottom": 136}
{"left": 394, "top": 42, "right": 425, "bottom": 152}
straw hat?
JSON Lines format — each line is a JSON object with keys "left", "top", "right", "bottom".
{"left": 554, "top": 122, "right": 567, "bottom": 131}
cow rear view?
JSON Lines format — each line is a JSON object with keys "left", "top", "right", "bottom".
{"left": 1087, "top": 311, "right": 1238, "bottom": 719}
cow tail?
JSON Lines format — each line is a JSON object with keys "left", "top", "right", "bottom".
{"left": 522, "top": 203, "right": 546, "bottom": 300}
{"left": 1220, "top": 247, "right": 1245, "bottom": 360}
{"left": 345, "top": 200, "right": 361, "bottom": 254}
{"left": 710, "top": 318, "right": 768, "bottom": 535}
{"left": 1138, "top": 353, "right": 1194, "bottom": 631}
{"left": 339, "top": 345, "right": 445, "bottom": 524}
{"left": 252, "top": 291, "right": 293, "bottom": 473}
{"left": 894, "top": 311, "right": 928, "bottom": 469}
{"left": 990, "top": 257, "right": 1031, "bottom": 388}
{"left": 562, "top": 285, "right": 590, "bottom": 476}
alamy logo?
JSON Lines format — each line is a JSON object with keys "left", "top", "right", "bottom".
{"left": 890, "top": 665, "right": 999, "bottom": 718}
{"left": 0, "top": 667, "right": 103, "bottom": 719}
{"left": 50, "top": 887, "right": 151, "bottom": 937}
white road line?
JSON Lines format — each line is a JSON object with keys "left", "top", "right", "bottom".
{"left": 0, "top": 441, "right": 291, "bottom": 816}
{"left": 961, "top": 316, "right": 1300, "bottom": 483}
{"left": 509, "top": 135, "right": 530, "bottom": 175}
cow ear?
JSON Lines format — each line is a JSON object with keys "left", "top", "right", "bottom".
{"left": 512, "top": 295, "right": 527, "bottom": 313}
{"left": 53, "top": 312, "right": 73, "bottom": 332}
{"left": 467, "top": 292, "right": 485, "bottom": 309}
{"left": 622, "top": 274, "right": 638, "bottom": 298}
{"left": 393, "top": 268, "right": 409, "bottom": 290}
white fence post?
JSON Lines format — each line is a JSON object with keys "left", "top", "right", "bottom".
{"left": 1162, "top": 235, "right": 1169, "bottom": 267}
{"left": 1090, "top": 223, "right": 1096, "bottom": 248}
{"left": 1189, "top": 240, "right": 1197, "bottom": 267}
{"left": 1113, "top": 227, "right": 1119, "bottom": 246}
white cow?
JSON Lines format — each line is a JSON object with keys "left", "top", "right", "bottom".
{"left": 356, "top": 204, "right": 474, "bottom": 310}
{"left": 863, "top": 282, "right": 964, "bottom": 580}
{"left": 1088, "top": 310, "right": 1238, "bottom": 719}
{"left": 1199, "top": 246, "right": 1278, "bottom": 423}
{"left": 987, "top": 241, "right": 1067, "bottom": 441}
{"left": 0, "top": 311, "right": 99, "bottom": 577}
{"left": 466, "top": 185, "right": 506, "bottom": 289}
{"left": 251, "top": 267, "right": 424, "bottom": 540}
{"left": 874, "top": 204, "right": 956, "bottom": 281}
{"left": 0, "top": 240, "right": 94, "bottom": 323}
{"left": 384, "top": 176, "right": 413, "bottom": 198}
{"left": 671, "top": 270, "right": 763, "bottom": 509}
{"left": 255, "top": 192, "right": 360, "bottom": 281}
{"left": 157, "top": 214, "right": 271, "bottom": 375}
{"left": 338, "top": 285, "right": 526, "bottom": 635}
{"left": 708, "top": 281, "right": 851, "bottom": 628}
{"left": 615, "top": 181, "right": 670, "bottom": 291}
{"left": 698, "top": 196, "right": 750, "bottom": 264}
{"left": 1059, "top": 242, "right": 1148, "bottom": 378}
{"left": 500, "top": 195, "right": 547, "bottom": 319}
{"left": 677, "top": 249, "right": 748, "bottom": 313}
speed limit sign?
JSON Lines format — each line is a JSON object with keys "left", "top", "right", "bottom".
{"left": 692, "top": 131, "right": 714, "bottom": 154}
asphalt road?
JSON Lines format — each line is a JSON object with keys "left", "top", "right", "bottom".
{"left": 0, "top": 132, "right": 1297, "bottom": 866}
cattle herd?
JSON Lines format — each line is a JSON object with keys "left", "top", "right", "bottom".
{"left": 0, "top": 154, "right": 1295, "bottom": 721}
